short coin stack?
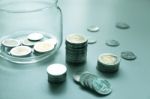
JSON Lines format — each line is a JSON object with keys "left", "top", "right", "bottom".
{"left": 97, "top": 53, "right": 120, "bottom": 73}
{"left": 73, "top": 72, "right": 112, "bottom": 95}
{"left": 47, "top": 64, "right": 67, "bottom": 83}
{"left": 65, "top": 34, "right": 88, "bottom": 64}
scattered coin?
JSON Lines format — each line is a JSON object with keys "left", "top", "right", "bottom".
{"left": 87, "top": 37, "right": 97, "bottom": 44}
{"left": 47, "top": 64, "right": 67, "bottom": 83}
{"left": 1, "top": 39, "right": 20, "bottom": 48}
{"left": 105, "top": 39, "right": 120, "bottom": 47}
{"left": 27, "top": 32, "right": 44, "bottom": 41}
{"left": 97, "top": 53, "right": 120, "bottom": 73}
{"left": 45, "top": 38, "right": 57, "bottom": 46}
{"left": 121, "top": 51, "right": 137, "bottom": 60}
{"left": 34, "top": 41, "right": 55, "bottom": 53}
{"left": 73, "top": 72, "right": 82, "bottom": 83}
{"left": 116, "top": 22, "right": 130, "bottom": 29}
{"left": 10, "top": 46, "right": 32, "bottom": 57}
{"left": 87, "top": 26, "right": 100, "bottom": 32}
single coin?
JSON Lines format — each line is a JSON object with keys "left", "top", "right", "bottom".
{"left": 121, "top": 51, "right": 137, "bottom": 60}
{"left": 1, "top": 39, "right": 20, "bottom": 48}
{"left": 22, "top": 39, "right": 36, "bottom": 47}
{"left": 87, "top": 37, "right": 97, "bottom": 44}
{"left": 47, "top": 64, "right": 67, "bottom": 76}
{"left": 10, "top": 46, "right": 32, "bottom": 57}
{"left": 87, "top": 26, "right": 100, "bottom": 32}
{"left": 98, "top": 53, "right": 120, "bottom": 65}
{"left": 66, "top": 34, "right": 88, "bottom": 44}
{"left": 34, "top": 41, "right": 55, "bottom": 53}
{"left": 73, "top": 72, "right": 81, "bottom": 83}
{"left": 27, "top": 32, "right": 44, "bottom": 41}
{"left": 105, "top": 39, "right": 120, "bottom": 47}
{"left": 92, "top": 79, "right": 112, "bottom": 95}
{"left": 116, "top": 22, "right": 130, "bottom": 29}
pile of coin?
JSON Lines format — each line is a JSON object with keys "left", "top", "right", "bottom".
{"left": 73, "top": 72, "right": 112, "bottom": 95}
{"left": 47, "top": 64, "right": 67, "bottom": 83}
{"left": 65, "top": 34, "right": 88, "bottom": 64}
{"left": 97, "top": 53, "right": 120, "bottom": 73}
{"left": 1, "top": 32, "right": 57, "bottom": 57}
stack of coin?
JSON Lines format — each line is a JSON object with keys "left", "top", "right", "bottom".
{"left": 47, "top": 64, "right": 67, "bottom": 83}
{"left": 97, "top": 53, "right": 120, "bottom": 73}
{"left": 65, "top": 34, "right": 88, "bottom": 64}
{"left": 73, "top": 72, "right": 112, "bottom": 95}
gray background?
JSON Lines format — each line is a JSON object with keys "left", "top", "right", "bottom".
{"left": 0, "top": 0, "right": 150, "bottom": 99}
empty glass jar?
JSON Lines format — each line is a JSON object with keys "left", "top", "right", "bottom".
{"left": 0, "top": 0, "right": 62, "bottom": 63}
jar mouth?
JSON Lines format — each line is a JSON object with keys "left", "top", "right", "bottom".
{"left": 0, "top": 1, "right": 55, "bottom": 13}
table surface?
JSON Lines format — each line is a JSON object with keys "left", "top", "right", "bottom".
{"left": 0, "top": 0, "right": 150, "bottom": 99}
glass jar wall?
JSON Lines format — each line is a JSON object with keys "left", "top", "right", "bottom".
{"left": 0, "top": 0, "right": 62, "bottom": 63}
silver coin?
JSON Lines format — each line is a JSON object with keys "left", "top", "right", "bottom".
{"left": 44, "top": 38, "right": 57, "bottom": 46}
{"left": 116, "top": 22, "right": 130, "bottom": 29}
{"left": 10, "top": 46, "right": 32, "bottom": 57}
{"left": 22, "top": 39, "right": 36, "bottom": 47}
{"left": 105, "top": 39, "right": 120, "bottom": 47}
{"left": 1, "top": 39, "right": 20, "bottom": 48}
{"left": 27, "top": 32, "right": 44, "bottom": 41}
{"left": 87, "top": 37, "right": 97, "bottom": 44}
{"left": 34, "top": 41, "right": 55, "bottom": 53}
{"left": 87, "top": 26, "right": 100, "bottom": 32}
{"left": 79, "top": 72, "right": 91, "bottom": 86}
{"left": 66, "top": 34, "right": 88, "bottom": 44}
{"left": 121, "top": 51, "right": 137, "bottom": 60}
{"left": 73, "top": 72, "right": 82, "bottom": 83}
{"left": 92, "top": 78, "right": 112, "bottom": 95}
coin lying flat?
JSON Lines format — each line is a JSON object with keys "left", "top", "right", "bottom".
{"left": 66, "top": 34, "right": 88, "bottom": 44}
{"left": 27, "top": 33, "right": 44, "bottom": 41}
{"left": 87, "top": 26, "right": 100, "bottom": 32}
{"left": 87, "top": 37, "right": 97, "bottom": 44}
{"left": 1, "top": 39, "right": 20, "bottom": 48}
{"left": 44, "top": 38, "right": 57, "bottom": 46}
{"left": 34, "top": 41, "right": 55, "bottom": 53}
{"left": 105, "top": 40, "right": 120, "bottom": 47}
{"left": 22, "top": 39, "right": 36, "bottom": 47}
{"left": 121, "top": 51, "right": 137, "bottom": 60}
{"left": 97, "top": 53, "right": 120, "bottom": 73}
{"left": 116, "top": 22, "right": 130, "bottom": 29}
{"left": 10, "top": 46, "right": 32, "bottom": 57}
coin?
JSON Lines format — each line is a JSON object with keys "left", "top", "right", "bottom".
{"left": 27, "top": 32, "right": 44, "bottom": 41}
{"left": 87, "top": 26, "right": 100, "bottom": 32}
{"left": 92, "top": 78, "right": 112, "bottom": 95}
{"left": 73, "top": 72, "right": 82, "bottom": 83}
{"left": 10, "top": 46, "right": 32, "bottom": 57}
{"left": 1, "top": 39, "right": 20, "bottom": 48}
{"left": 116, "top": 22, "right": 130, "bottom": 29}
{"left": 45, "top": 38, "right": 57, "bottom": 46}
{"left": 34, "top": 41, "right": 55, "bottom": 53}
{"left": 87, "top": 37, "right": 97, "bottom": 44}
{"left": 105, "top": 39, "right": 120, "bottom": 47}
{"left": 22, "top": 39, "right": 36, "bottom": 47}
{"left": 47, "top": 64, "right": 67, "bottom": 83}
{"left": 121, "top": 51, "right": 137, "bottom": 60}
{"left": 66, "top": 34, "right": 88, "bottom": 44}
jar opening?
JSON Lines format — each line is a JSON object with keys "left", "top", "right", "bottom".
{"left": 0, "top": 1, "right": 57, "bottom": 13}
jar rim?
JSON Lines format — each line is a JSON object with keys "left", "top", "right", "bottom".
{"left": 0, "top": 1, "right": 56, "bottom": 13}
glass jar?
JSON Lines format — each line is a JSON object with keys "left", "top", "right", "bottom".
{"left": 0, "top": 0, "right": 62, "bottom": 63}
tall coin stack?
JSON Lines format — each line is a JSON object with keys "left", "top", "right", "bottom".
{"left": 65, "top": 34, "right": 88, "bottom": 64}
